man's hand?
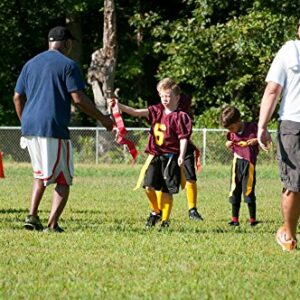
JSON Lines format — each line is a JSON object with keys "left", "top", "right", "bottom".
{"left": 258, "top": 127, "right": 272, "bottom": 151}
{"left": 246, "top": 138, "right": 258, "bottom": 146}
{"left": 70, "top": 91, "right": 114, "bottom": 131}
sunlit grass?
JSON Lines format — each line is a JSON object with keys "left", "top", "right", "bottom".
{"left": 0, "top": 162, "right": 299, "bottom": 299}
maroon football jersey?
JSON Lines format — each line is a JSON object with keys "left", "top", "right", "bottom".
{"left": 227, "top": 122, "right": 259, "bottom": 164}
{"left": 145, "top": 104, "right": 192, "bottom": 156}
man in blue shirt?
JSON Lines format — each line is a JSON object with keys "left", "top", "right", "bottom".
{"left": 13, "top": 26, "right": 113, "bottom": 232}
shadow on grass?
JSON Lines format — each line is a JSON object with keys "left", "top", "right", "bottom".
{"left": 2, "top": 210, "right": 299, "bottom": 236}
{"left": 3, "top": 223, "right": 299, "bottom": 236}
{"left": 0, "top": 208, "right": 28, "bottom": 214}
{"left": 68, "top": 209, "right": 104, "bottom": 215}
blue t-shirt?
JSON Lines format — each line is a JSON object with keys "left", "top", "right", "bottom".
{"left": 15, "top": 50, "right": 85, "bottom": 139}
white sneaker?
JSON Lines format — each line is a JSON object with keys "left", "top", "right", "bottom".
{"left": 275, "top": 226, "right": 297, "bottom": 252}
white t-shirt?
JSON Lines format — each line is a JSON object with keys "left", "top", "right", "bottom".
{"left": 266, "top": 40, "right": 300, "bottom": 122}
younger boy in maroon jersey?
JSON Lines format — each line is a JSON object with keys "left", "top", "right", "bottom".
{"left": 220, "top": 106, "right": 259, "bottom": 226}
{"left": 108, "top": 78, "right": 192, "bottom": 229}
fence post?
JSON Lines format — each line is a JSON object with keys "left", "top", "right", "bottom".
{"left": 96, "top": 127, "right": 99, "bottom": 164}
{"left": 202, "top": 128, "right": 206, "bottom": 166}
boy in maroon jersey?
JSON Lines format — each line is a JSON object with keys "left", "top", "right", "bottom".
{"left": 155, "top": 86, "right": 203, "bottom": 221}
{"left": 220, "top": 106, "right": 259, "bottom": 226}
{"left": 108, "top": 78, "right": 192, "bottom": 229}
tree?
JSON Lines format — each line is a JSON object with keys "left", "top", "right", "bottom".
{"left": 1, "top": 0, "right": 300, "bottom": 128}
{"left": 87, "top": 0, "right": 117, "bottom": 115}
{"left": 146, "top": 0, "right": 300, "bottom": 127}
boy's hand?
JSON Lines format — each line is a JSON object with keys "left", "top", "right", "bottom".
{"left": 178, "top": 156, "right": 184, "bottom": 166}
{"left": 225, "top": 141, "right": 233, "bottom": 149}
{"left": 107, "top": 98, "right": 117, "bottom": 108}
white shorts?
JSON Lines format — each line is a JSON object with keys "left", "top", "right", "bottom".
{"left": 21, "top": 136, "right": 74, "bottom": 186}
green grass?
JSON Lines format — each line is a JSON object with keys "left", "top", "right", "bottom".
{"left": 0, "top": 162, "right": 299, "bottom": 299}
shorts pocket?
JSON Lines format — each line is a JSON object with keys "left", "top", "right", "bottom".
{"left": 279, "top": 121, "right": 300, "bottom": 151}
{"left": 280, "top": 121, "right": 300, "bottom": 135}
{"left": 278, "top": 160, "right": 288, "bottom": 183}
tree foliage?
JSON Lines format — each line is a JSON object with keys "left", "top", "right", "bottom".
{"left": 0, "top": 0, "right": 299, "bottom": 127}
{"left": 146, "top": 0, "right": 299, "bottom": 126}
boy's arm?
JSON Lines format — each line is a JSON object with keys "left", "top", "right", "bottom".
{"left": 118, "top": 103, "right": 149, "bottom": 118}
{"left": 178, "top": 138, "right": 188, "bottom": 166}
{"left": 225, "top": 131, "right": 233, "bottom": 149}
{"left": 107, "top": 99, "right": 149, "bottom": 118}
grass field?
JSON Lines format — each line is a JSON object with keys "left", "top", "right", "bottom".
{"left": 0, "top": 162, "right": 299, "bottom": 299}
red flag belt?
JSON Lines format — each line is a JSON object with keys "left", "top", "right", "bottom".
{"left": 111, "top": 100, "right": 138, "bottom": 163}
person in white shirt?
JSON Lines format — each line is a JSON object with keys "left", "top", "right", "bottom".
{"left": 258, "top": 20, "right": 300, "bottom": 252}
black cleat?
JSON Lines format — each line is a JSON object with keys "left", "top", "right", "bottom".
{"left": 249, "top": 220, "right": 259, "bottom": 227}
{"left": 24, "top": 215, "right": 44, "bottom": 231}
{"left": 189, "top": 208, "right": 204, "bottom": 221}
{"left": 44, "top": 224, "right": 65, "bottom": 233}
{"left": 158, "top": 220, "right": 170, "bottom": 231}
{"left": 145, "top": 211, "right": 161, "bottom": 228}
{"left": 228, "top": 221, "right": 240, "bottom": 226}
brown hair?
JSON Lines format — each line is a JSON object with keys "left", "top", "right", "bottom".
{"left": 220, "top": 106, "right": 241, "bottom": 128}
{"left": 156, "top": 78, "right": 181, "bottom": 96}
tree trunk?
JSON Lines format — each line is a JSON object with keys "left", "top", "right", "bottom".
{"left": 87, "top": 0, "right": 117, "bottom": 115}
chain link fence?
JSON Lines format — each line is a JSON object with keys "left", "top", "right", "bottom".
{"left": 0, "top": 127, "right": 277, "bottom": 166}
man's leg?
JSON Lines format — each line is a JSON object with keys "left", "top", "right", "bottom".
{"left": 47, "top": 184, "right": 70, "bottom": 229}
{"left": 29, "top": 178, "right": 46, "bottom": 216}
{"left": 281, "top": 190, "right": 300, "bottom": 240}
{"left": 24, "top": 178, "right": 46, "bottom": 230}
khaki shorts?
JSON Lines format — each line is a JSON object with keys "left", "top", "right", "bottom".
{"left": 277, "top": 120, "right": 300, "bottom": 192}
{"left": 21, "top": 136, "right": 74, "bottom": 186}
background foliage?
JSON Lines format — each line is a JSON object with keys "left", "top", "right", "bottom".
{"left": 0, "top": 0, "right": 299, "bottom": 127}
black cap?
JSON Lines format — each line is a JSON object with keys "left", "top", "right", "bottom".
{"left": 48, "top": 26, "right": 75, "bottom": 42}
